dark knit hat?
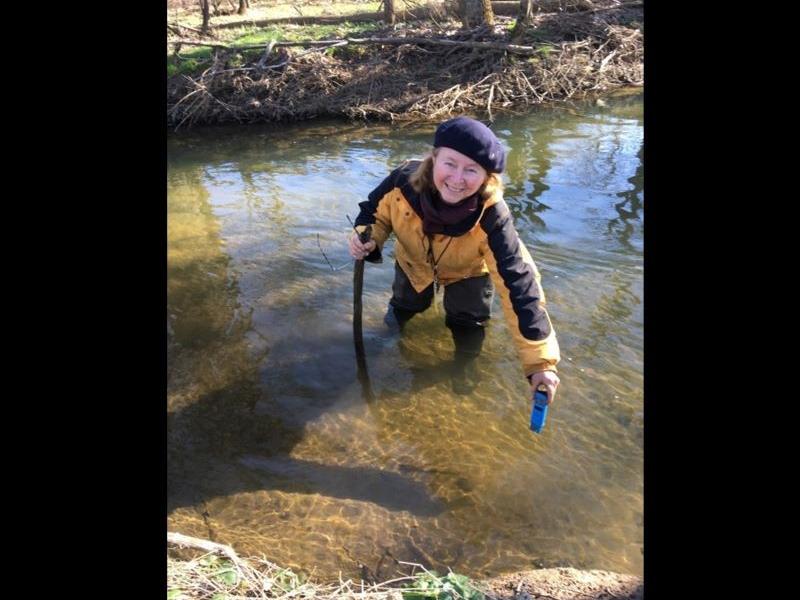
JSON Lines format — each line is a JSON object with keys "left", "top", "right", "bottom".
{"left": 433, "top": 116, "right": 506, "bottom": 174}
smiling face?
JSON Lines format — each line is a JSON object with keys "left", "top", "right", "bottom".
{"left": 432, "top": 147, "right": 488, "bottom": 204}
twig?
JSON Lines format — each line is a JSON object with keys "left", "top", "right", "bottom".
{"left": 167, "top": 21, "right": 218, "bottom": 39}
{"left": 486, "top": 83, "right": 495, "bottom": 122}
{"left": 317, "top": 233, "right": 351, "bottom": 271}
{"left": 256, "top": 39, "right": 277, "bottom": 70}
{"left": 167, "top": 531, "right": 246, "bottom": 585}
{"left": 599, "top": 49, "right": 617, "bottom": 72}
{"left": 346, "top": 214, "right": 360, "bottom": 234}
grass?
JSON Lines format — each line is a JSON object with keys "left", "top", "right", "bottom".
{"left": 229, "top": 21, "right": 381, "bottom": 43}
{"left": 167, "top": 530, "right": 487, "bottom": 600}
{"left": 168, "top": 1, "right": 389, "bottom": 29}
{"left": 168, "top": 19, "right": 383, "bottom": 77}
{"left": 167, "top": 551, "right": 487, "bottom": 600}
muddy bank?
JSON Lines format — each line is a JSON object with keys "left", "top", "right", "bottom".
{"left": 482, "top": 567, "right": 642, "bottom": 600}
{"left": 167, "top": 4, "right": 642, "bottom": 129}
{"left": 167, "top": 533, "right": 642, "bottom": 600}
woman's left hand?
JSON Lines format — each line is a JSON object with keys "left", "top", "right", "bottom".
{"left": 529, "top": 370, "right": 560, "bottom": 405}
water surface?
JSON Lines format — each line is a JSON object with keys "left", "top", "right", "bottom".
{"left": 167, "top": 91, "right": 644, "bottom": 580}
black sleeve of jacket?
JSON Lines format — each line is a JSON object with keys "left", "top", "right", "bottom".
{"left": 481, "top": 202, "right": 551, "bottom": 341}
{"left": 354, "top": 165, "right": 404, "bottom": 263}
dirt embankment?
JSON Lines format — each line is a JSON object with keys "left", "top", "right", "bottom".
{"left": 167, "top": 533, "right": 643, "bottom": 600}
{"left": 167, "top": 1, "right": 642, "bottom": 129}
{"left": 482, "top": 567, "right": 643, "bottom": 600}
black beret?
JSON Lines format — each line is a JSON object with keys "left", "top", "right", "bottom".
{"left": 433, "top": 116, "right": 506, "bottom": 174}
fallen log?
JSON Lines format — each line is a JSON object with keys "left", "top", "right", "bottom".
{"left": 167, "top": 21, "right": 217, "bottom": 39}
{"left": 169, "top": 36, "right": 541, "bottom": 56}
{"left": 167, "top": 531, "right": 241, "bottom": 563}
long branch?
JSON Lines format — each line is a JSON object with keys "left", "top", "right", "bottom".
{"left": 170, "top": 36, "right": 540, "bottom": 56}
{"left": 167, "top": 530, "right": 251, "bottom": 587}
{"left": 167, "top": 531, "right": 242, "bottom": 564}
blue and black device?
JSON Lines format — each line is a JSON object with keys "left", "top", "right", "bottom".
{"left": 530, "top": 387, "right": 549, "bottom": 434}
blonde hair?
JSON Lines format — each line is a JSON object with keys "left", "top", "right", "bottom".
{"left": 409, "top": 148, "right": 503, "bottom": 201}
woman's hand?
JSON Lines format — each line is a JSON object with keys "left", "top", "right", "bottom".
{"left": 349, "top": 232, "right": 377, "bottom": 260}
{"left": 529, "top": 370, "right": 560, "bottom": 405}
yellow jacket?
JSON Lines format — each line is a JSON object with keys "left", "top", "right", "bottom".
{"left": 355, "top": 161, "right": 560, "bottom": 378}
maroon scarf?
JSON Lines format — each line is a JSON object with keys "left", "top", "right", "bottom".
{"left": 419, "top": 189, "right": 480, "bottom": 234}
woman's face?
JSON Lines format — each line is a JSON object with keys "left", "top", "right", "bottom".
{"left": 432, "top": 147, "right": 488, "bottom": 204}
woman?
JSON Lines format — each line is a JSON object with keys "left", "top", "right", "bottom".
{"left": 349, "top": 116, "right": 560, "bottom": 402}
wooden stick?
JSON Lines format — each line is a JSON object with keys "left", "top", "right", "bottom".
{"left": 256, "top": 39, "right": 277, "bottom": 69}
{"left": 167, "top": 21, "right": 217, "bottom": 39}
{"left": 167, "top": 532, "right": 251, "bottom": 592}
{"left": 487, "top": 83, "right": 495, "bottom": 122}
{"left": 169, "top": 36, "right": 541, "bottom": 56}
{"left": 353, "top": 225, "right": 372, "bottom": 365}
{"left": 168, "top": 531, "right": 241, "bottom": 565}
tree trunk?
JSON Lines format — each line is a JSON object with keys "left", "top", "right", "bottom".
{"left": 481, "top": 0, "right": 495, "bottom": 25}
{"left": 238, "top": 0, "right": 248, "bottom": 16}
{"left": 458, "top": 0, "right": 482, "bottom": 28}
{"left": 512, "top": 0, "right": 534, "bottom": 40}
{"left": 517, "top": 0, "right": 534, "bottom": 25}
{"left": 384, "top": 0, "right": 395, "bottom": 25}
{"left": 199, "top": 0, "right": 210, "bottom": 33}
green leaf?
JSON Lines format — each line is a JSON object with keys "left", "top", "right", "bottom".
{"left": 216, "top": 567, "right": 237, "bottom": 586}
{"left": 200, "top": 555, "right": 218, "bottom": 566}
{"left": 274, "top": 568, "right": 300, "bottom": 591}
{"left": 167, "top": 590, "right": 183, "bottom": 600}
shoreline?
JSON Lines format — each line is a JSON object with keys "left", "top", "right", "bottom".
{"left": 167, "top": 6, "right": 642, "bottom": 130}
{"left": 167, "top": 532, "right": 642, "bottom": 600}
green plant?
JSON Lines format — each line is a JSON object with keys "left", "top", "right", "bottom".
{"left": 272, "top": 567, "right": 306, "bottom": 592}
{"left": 233, "top": 27, "right": 284, "bottom": 45}
{"left": 402, "top": 571, "right": 485, "bottom": 600}
{"left": 167, "top": 57, "right": 203, "bottom": 77}
{"left": 227, "top": 53, "right": 245, "bottom": 68}
{"left": 200, "top": 555, "right": 239, "bottom": 586}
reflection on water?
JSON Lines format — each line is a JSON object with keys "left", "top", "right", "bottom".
{"left": 167, "top": 91, "right": 644, "bottom": 580}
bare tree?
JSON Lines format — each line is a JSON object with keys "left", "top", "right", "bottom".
{"left": 384, "top": 0, "right": 396, "bottom": 25}
{"left": 517, "top": 0, "right": 534, "bottom": 25}
{"left": 457, "top": 0, "right": 482, "bottom": 28}
{"left": 199, "top": 0, "right": 210, "bottom": 33}
{"left": 238, "top": 0, "right": 249, "bottom": 16}
{"left": 481, "top": 0, "right": 495, "bottom": 25}
{"left": 512, "top": 0, "right": 534, "bottom": 40}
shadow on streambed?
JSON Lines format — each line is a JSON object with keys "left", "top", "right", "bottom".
{"left": 238, "top": 455, "right": 445, "bottom": 515}
{"left": 167, "top": 327, "right": 456, "bottom": 519}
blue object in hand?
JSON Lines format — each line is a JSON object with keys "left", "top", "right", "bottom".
{"left": 530, "top": 388, "right": 549, "bottom": 434}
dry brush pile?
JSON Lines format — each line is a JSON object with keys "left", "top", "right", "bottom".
{"left": 167, "top": 3, "right": 642, "bottom": 129}
{"left": 167, "top": 532, "right": 643, "bottom": 600}
{"left": 168, "top": 532, "right": 485, "bottom": 600}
